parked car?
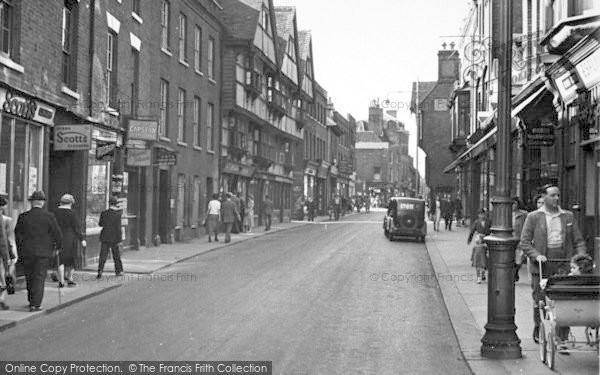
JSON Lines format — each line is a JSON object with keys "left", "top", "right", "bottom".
{"left": 383, "top": 197, "right": 427, "bottom": 242}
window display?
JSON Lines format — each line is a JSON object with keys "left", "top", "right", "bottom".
{"left": 86, "top": 141, "right": 111, "bottom": 233}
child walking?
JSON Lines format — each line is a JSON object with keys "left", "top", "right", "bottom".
{"left": 470, "top": 234, "right": 488, "bottom": 284}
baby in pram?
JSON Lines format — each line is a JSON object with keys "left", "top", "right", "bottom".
{"left": 569, "top": 254, "right": 595, "bottom": 276}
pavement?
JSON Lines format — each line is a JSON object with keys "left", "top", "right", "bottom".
{"left": 425, "top": 222, "right": 599, "bottom": 375}
{"left": 0, "top": 217, "right": 330, "bottom": 332}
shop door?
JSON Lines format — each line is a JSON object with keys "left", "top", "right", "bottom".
{"left": 158, "top": 169, "right": 170, "bottom": 243}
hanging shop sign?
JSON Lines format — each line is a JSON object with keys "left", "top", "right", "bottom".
{"left": 126, "top": 149, "right": 152, "bottom": 166}
{"left": 527, "top": 124, "right": 555, "bottom": 147}
{"left": 575, "top": 48, "right": 600, "bottom": 90}
{"left": 154, "top": 148, "right": 177, "bottom": 166}
{"left": 128, "top": 118, "right": 159, "bottom": 141}
{"left": 0, "top": 88, "right": 55, "bottom": 125}
{"left": 304, "top": 167, "right": 317, "bottom": 176}
{"left": 53, "top": 124, "right": 92, "bottom": 151}
{"left": 96, "top": 141, "right": 116, "bottom": 161}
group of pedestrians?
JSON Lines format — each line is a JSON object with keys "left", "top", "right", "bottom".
{"left": 205, "top": 192, "right": 272, "bottom": 243}
{"left": 464, "top": 184, "right": 593, "bottom": 348}
{"left": 431, "top": 195, "right": 463, "bottom": 232}
{"left": 0, "top": 191, "right": 122, "bottom": 312}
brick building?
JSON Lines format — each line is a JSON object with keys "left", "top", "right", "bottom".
{"left": 354, "top": 131, "right": 389, "bottom": 199}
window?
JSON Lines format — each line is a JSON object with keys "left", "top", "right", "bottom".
{"left": 208, "top": 37, "right": 215, "bottom": 80}
{"left": 193, "top": 96, "right": 201, "bottom": 147}
{"left": 133, "top": 0, "right": 141, "bottom": 16}
{"left": 0, "top": 0, "right": 13, "bottom": 57}
{"left": 194, "top": 26, "right": 202, "bottom": 72}
{"left": 161, "top": 0, "right": 170, "bottom": 50}
{"left": 131, "top": 48, "right": 140, "bottom": 116}
{"left": 62, "top": 1, "right": 78, "bottom": 89}
{"left": 260, "top": 6, "right": 269, "bottom": 32}
{"left": 207, "top": 103, "right": 214, "bottom": 150}
{"left": 178, "top": 13, "right": 187, "bottom": 62}
{"left": 177, "top": 88, "right": 186, "bottom": 143}
{"left": 159, "top": 79, "right": 169, "bottom": 137}
{"left": 106, "top": 31, "right": 118, "bottom": 108}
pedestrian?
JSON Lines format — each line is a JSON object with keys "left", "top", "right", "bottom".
{"left": 230, "top": 191, "right": 241, "bottom": 234}
{"left": 245, "top": 194, "right": 254, "bottom": 233}
{"left": 294, "top": 195, "right": 305, "bottom": 221}
{"left": 14, "top": 191, "right": 63, "bottom": 312}
{"left": 206, "top": 193, "right": 221, "bottom": 242}
{"left": 237, "top": 192, "right": 246, "bottom": 233}
{"left": 519, "top": 184, "right": 587, "bottom": 345}
{"left": 0, "top": 201, "right": 10, "bottom": 309}
{"left": 96, "top": 197, "right": 123, "bottom": 279}
{"left": 307, "top": 197, "right": 316, "bottom": 221}
{"left": 467, "top": 209, "right": 492, "bottom": 281}
{"left": 365, "top": 196, "right": 371, "bottom": 213}
{"left": 221, "top": 192, "right": 239, "bottom": 243}
{"left": 433, "top": 195, "right": 442, "bottom": 231}
{"left": 512, "top": 197, "right": 527, "bottom": 282}
{"left": 470, "top": 234, "right": 488, "bottom": 283}
{"left": 443, "top": 196, "right": 454, "bottom": 231}
{"left": 333, "top": 195, "right": 341, "bottom": 221}
{"left": 0, "top": 196, "right": 16, "bottom": 295}
{"left": 454, "top": 197, "right": 463, "bottom": 227}
{"left": 53, "top": 194, "right": 86, "bottom": 288}
{"left": 263, "top": 194, "right": 274, "bottom": 230}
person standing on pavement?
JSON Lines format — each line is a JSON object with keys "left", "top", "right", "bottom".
{"left": 433, "top": 196, "right": 442, "bottom": 231}
{"left": 454, "top": 197, "right": 463, "bottom": 227}
{"left": 230, "top": 192, "right": 241, "bottom": 234}
{"left": 467, "top": 209, "right": 492, "bottom": 281}
{"left": 0, "top": 196, "right": 16, "bottom": 295}
{"left": 14, "top": 191, "right": 63, "bottom": 312}
{"left": 206, "top": 193, "right": 221, "bottom": 242}
{"left": 237, "top": 192, "right": 246, "bottom": 233}
{"left": 307, "top": 197, "right": 316, "bottom": 221}
{"left": 97, "top": 197, "right": 123, "bottom": 279}
{"left": 245, "top": 194, "right": 254, "bottom": 233}
{"left": 512, "top": 197, "right": 528, "bottom": 282}
{"left": 520, "top": 185, "right": 587, "bottom": 345}
{"left": 54, "top": 194, "right": 86, "bottom": 288}
{"left": 263, "top": 195, "right": 274, "bottom": 230}
{"left": 443, "top": 195, "right": 455, "bottom": 231}
{"left": 0, "top": 203, "right": 10, "bottom": 309}
{"left": 221, "top": 192, "right": 239, "bottom": 243}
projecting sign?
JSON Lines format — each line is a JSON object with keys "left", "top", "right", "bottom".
{"left": 127, "top": 149, "right": 152, "bottom": 166}
{"left": 128, "top": 119, "right": 159, "bottom": 141}
{"left": 54, "top": 124, "right": 92, "bottom": 151}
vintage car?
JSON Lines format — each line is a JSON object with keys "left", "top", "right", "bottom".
{"left": 383, "top": 197, "right": 427, "bottom": 242}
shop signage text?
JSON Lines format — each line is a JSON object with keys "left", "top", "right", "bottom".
{"left": 54, "top": 124, "right": 92, "bottom": 151}
{"left": 155, "top": 148, "right": 177, "bottom": 166}
{"left": 575, "top": 48, "right": 600, "bottom": 90}
{"left": 127, "top": 149, "right": 152, "bottom": 166}
{"left": 96, "top": 142, "right": 116, "bottom": 161}
{"left": 128, "top": 119, "right": 159, "bottom": 141}
{"left": 0, "top": 88, "right": 56, "bottom": 125}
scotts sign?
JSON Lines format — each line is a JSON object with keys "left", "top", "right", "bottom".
{"left": 54, "top": 125, "right": 92, "bottom": 151}
{"left": 0, "top": 88, "right": 56, "bottom": 125}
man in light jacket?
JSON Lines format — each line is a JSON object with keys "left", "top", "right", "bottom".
{"left": 519, "top": 185, "right": 587, "bottom": 345}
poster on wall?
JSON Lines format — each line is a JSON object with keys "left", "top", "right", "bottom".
{"left": 0, "top": 163, "right": 6, "bottom": 195}
{"left": 28, "top": 167, "right": 38, "bottom": 195}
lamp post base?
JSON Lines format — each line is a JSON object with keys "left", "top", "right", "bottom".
{"left": 481, "top": 324, "right": 522, "bottom": 359}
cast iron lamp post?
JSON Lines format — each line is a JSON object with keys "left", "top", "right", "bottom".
{"left": 481, "top": 0, "right": 522, "bottom": 359}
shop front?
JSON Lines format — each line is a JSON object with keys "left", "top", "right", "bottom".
{"left": 316, "top": 161, "right": 329, "bottom": 215}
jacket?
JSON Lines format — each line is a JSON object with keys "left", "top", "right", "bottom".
{"left": 519, "top": 208, "right": 586, "bottom": 274}
{"left": 0, "top": 215, "right": 9, "bottom": 262}
{"left": 468, "top": 218, "right": 492, "bottom": 244}
{"left": 2, "top": 214, "right": 16, "bottom": 259}
{"left": 221, "top": 199, "right": 239, "bottom": 223}
{"left": 14, "top": 207, "right": 63, "bottom": 258}
{"left": 512, "top": 210, "right": 527, "bottom": 240}
{"left": 99, "top": 208, "right": 122, "bottom": 243}
{"left": 263, "top": 199, "right": 274, "bottom": 215}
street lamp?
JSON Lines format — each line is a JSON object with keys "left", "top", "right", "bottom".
{"left": 481, "top": 0, "right": 522, "bottom": 359}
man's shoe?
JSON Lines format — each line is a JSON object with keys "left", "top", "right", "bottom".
{"left": 96, "top": 273, "right": 102, "bottom": 279}
{"left": 67, "top": 281, "right": 76, "bottom": 287}
{"left": 29, "top": 306, "right": 43, "bottom": 312}
{"left": 533, "top": 327, "right": 540, "bottom": 344}
{"left": 58, "top": 282, "right": 65, "bottom": 288}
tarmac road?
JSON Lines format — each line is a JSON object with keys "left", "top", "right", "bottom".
{"left": 0, "top": 211, "right": 471, "bottom": 375}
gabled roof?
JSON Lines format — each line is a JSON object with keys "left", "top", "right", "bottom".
{"left": 357, "top": 131, "right": 384, "bottom": 143}
{"left": 274, "top": 6, "right": 296, "bottom": 67}
{"left": 410, "top": 81, "right": 437, "bottom": 113}
{"left": 220, "top": 0, "right": 261, "bottom": 41}
{"left": 298, "top": 30, "right": 312, "bottom": 81}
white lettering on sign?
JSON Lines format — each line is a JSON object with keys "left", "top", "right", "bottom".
{"left": 54, "top": 124, "right": 92, "bottom": 150}
{"left": 398, "top": 203, "right": 415, "bottom": 210}
{"left": 128, "top": 119, "right": 158, "bottom": 141}
{"left": 576, "top": 48, "right": 600, "bottom": 89}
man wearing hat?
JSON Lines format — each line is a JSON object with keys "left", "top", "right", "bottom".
{"left": 14, "top": 191, "right": 63, "bottom": 312}
{"left": 97, "top": 196, "right": 123, "bottom": 279}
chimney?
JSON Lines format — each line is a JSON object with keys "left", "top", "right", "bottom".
{"left": 368, "top": 105, "right": 384, "bottom": 137}
{"left": 438, "top": 42, "right": 460, "bottom": 82}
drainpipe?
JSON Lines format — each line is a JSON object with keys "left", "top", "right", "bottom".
{"left": 88, "top": 0, "right": 96, "bottom": 118}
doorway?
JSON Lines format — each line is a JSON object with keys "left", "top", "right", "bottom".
{"left": 158, "top": 169, "right": 170, "bottom": 243}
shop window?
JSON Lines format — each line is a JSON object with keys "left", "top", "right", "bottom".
{"left": 86, "top": 141, "right": 110, "bottom": 233}
{"left": 62, "top": 0, "right": 78, "bottom": 90}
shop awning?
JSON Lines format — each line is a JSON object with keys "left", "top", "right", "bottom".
{"left": 443, "top": 126, "right": 497, "bottom": 173}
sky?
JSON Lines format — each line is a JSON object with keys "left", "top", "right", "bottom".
{"left": 274, "top": 0, "right": 472, "bottom": 173}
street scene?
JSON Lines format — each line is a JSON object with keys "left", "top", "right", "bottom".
{"left": 0, "top": 0, "right": 599, "bottom": 374}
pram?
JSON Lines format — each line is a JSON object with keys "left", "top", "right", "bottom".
{"left": 537, "top": 259, "right": 600, "bottom": 370}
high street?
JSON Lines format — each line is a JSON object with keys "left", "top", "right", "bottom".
{"left": 0, "top": 212, "right": 470, "bottom": 374}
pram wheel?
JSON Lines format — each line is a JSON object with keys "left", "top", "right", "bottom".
{"left": 546, "top": 332, "right": 556, "bottom": 370}
{"left": 539, "top": 324, "right": 547, "bottom": 363}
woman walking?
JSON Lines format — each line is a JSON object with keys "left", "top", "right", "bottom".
{"left": 245, "top": 194, "right": 255, "bottom": 232}
{"left": 54, "top": 194, "right": 85, "bottom": 287}
{"left": 206, "top": 194, "right": 221, "bottom": 242}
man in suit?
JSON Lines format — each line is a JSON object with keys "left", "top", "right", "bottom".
{"left": 230, "top": 191, "right": 241, "bottom": 234}
{"left": 221, "top": 192, "right": 239, "bottom": 243}
{"left": 14, "top": 191, "right": 63, "bottom": 312}
{"left": 520, "top": 185, "right": 587, "bottom": 345}
{"left": 263, "top": 195, "right": 274, "bottom": 230}
{"left": 97, "top": 197, "right": 123, "bottom": 279}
